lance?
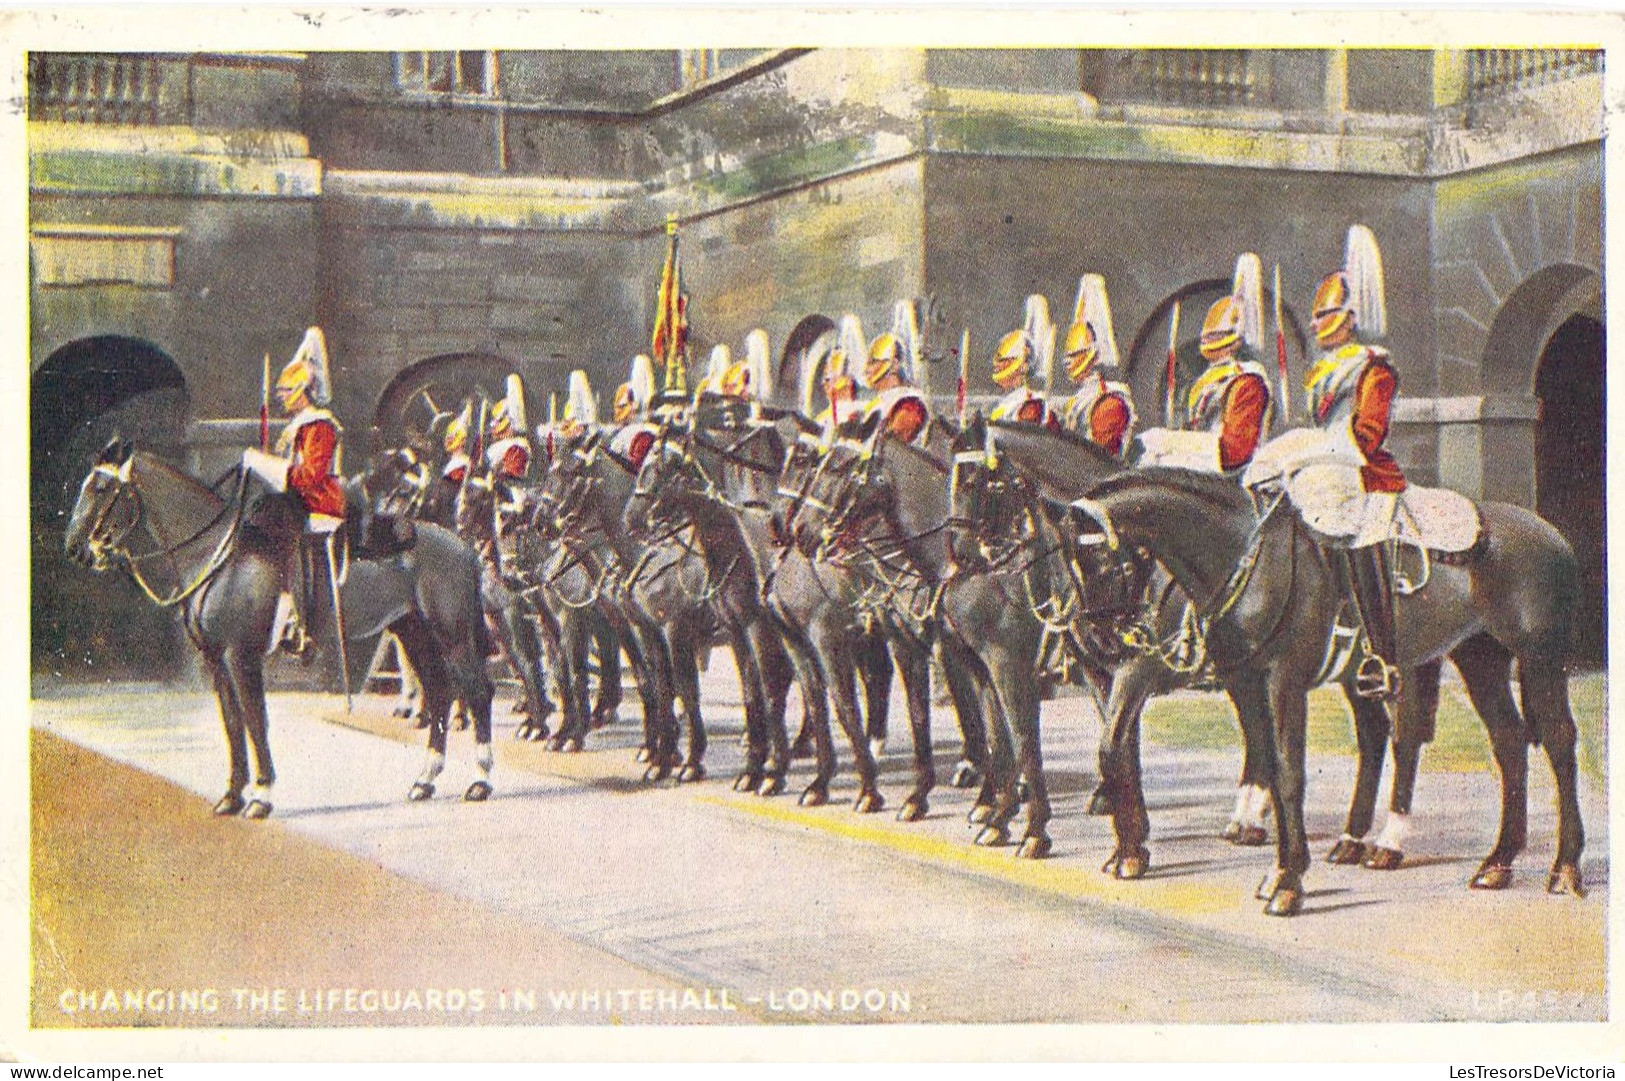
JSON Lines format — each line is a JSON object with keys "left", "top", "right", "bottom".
{"left": 1274, "top": 264, "right": 1290, "bottom": 425}
{"left": 956, "top": 327, "right": 970, "bottom": 426}
{"left": 260, "top": 353, "right": 271, "bottom": 451}
{"left": 1164, "top": 301, "right": 1181, "bottom": 428}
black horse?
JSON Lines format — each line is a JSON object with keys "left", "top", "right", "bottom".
{"left": 1059, "top": 463, "right": 1586, "bottom": 913}
{"left": 65, "top": 439, "right": 496, "bottom": 814}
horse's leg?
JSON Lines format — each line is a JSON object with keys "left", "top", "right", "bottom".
{"left": 1219, "top": 666, "right": 1276, "bottom": 847}
{"left": 859, "top": 631, "right": 892, "bottom": 758}
{"left": 1099, "top": 657, "right": 1157, "bottom": 878}
{"left": 590, "top": 619, "right": 623, "bottom": 730}
{"left": 224, "top": 647, "right": 275, "bottom": 819}
{"left": 939, "top": 635, "right": 989, "bottom": 791}
{"left": 778, "top": 618, "right": 836, "bottom": 806}
{"left": 204, "top": 646, "right": 249, "bottom": 816}
{"left": 520, "top": 600, "right": 564, "bottom": 741}
{"left": 1519, "top": 655, "right": 1585, "bottom": 895}
{"left": 814, "top": 622, "right": 883, "bottom": 813}
{"left": 1260, "top": 673, "right": 1312, "bottom": 917}
{"left": 753, "top": 624, "right": 793, "bottom": 797}
{"left": 728, "top": 624, "right": 769, "bottom": 794}
{"left": 1361, "top": 659, "right": 1440, "bottom": 870}
{"left": 553, "top": 614, "right": 595, "bottom": 752}
{"left": 1450, "top": 634, "right": 1530, "bottom": 889}
{"left": 451, "top": 625, "right": 497, "bottom": 802}
{"left": 395, "top": 617, "right": 451, "bottom": 801}
{"left": 1086, "top": 660, "right": 1118, "bottom": 816}
{"left": 631, "top": 619, "right": 680, "bottom": 782}
{"left": 893, "top": 635, "right": 937, "bottom": 823}
{"left": 671, "top": 627, "right": 707, "bottom": 783}
{"left": 996, "top": 648, "right": 1050, "bottom": 859}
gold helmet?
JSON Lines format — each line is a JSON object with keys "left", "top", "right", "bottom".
{"left": 720, "top": 358, "right": 752, "bottom": 398}
{"left": 489, "top": 373, "right": 527, "bottom": 439}
{"left": 865, "top": 331, "right": 904, "bottom": 387}
{"left": 276, "top": 326, "right": 331, "bottom": 406}
{"left": 1065, "top": 274, "right": 1119, "bottom": 383}
{"left": 1315, "top": 224, "right": 1386, "bottom": 347}
{"left": 444, "top": 401, "right": 472, "bottom": 454}
{"left": 992, "top": 329, "right": 1031, "bottom": 385}
{"left": 1063, "top": 320, "right": 1098, "bottom": 381}
{"left": 1199, "top": 295, "right": 1244, "bottom": 360}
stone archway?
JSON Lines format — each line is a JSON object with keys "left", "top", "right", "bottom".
{"left": 32, "top": 336, "right": 190, "bottom": 681}
{"left": 777, "top": 314, "right": 838, "bottom": 414}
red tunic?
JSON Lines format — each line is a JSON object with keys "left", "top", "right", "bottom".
{"left": 1352, "top": 362, "right": 1406, "bottom": 494}
{"left": 495, "top": 444, "right": 530, "bottom": 480}
{"left": 625, "top": 429, "right": 656, "bottom": 472}
{"left": 1216, "top": 373, "right": 1269, "bottom": 473}
{"left": 1089, "top": 393, "right": 1132, "bottom": 457}
{"left": 885, "top": 398, "right": 928, "bottom": 444}
{"left": 288, "top": 418, "right": 345, "bottom": 518}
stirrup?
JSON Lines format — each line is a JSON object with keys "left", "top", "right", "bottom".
{"left": 1354, "top": 654, "right": 1400, "bottom": 700}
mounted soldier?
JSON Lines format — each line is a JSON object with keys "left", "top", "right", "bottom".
{"left": 241, "top": 326, "right": 345, "bottom": 655}
{"left": 1246, "top": 225, "right": 1406, "bottom": 699}
{"left": 609, "top": 354, "right": 660, "bottom": 471}
{"left": 485, "top": 374, "right": 532, "bottom": 485}
{"left": 988, "top": 295, "right": 1058, "bottom": 428}
{"left": 1138, "top": 254, "right": 1272, "bottom": 475}
{"left": 1059, "top": 274, "right": 1136, "bottom": 458}
{"left": 862, "top": 301, "right": 931, "bottom": 445}
{"left": 807, "top": 315, "right": 867, "bottom": 435}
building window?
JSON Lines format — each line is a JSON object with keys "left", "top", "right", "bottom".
{"left": 31, "top": 224, "right": 181, "bottom": 288}
{"left": 395, "top": 51, "right": 497, "bottom": 96}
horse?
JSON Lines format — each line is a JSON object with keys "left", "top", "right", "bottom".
{"left": 65, "top": 439, "right": 496, "bottom": 814}
{"left": 623, "top": 418, "right": 798, "bottom": 795}
{"left": 1056, "top": 463, "right": 1585, "bottom": 914}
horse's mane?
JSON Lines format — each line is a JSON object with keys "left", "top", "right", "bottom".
{"left": 989, "top": 420, "right": 1118, "bottom": 471}
{"left": 1088, "top": 466, "right": 1253, "bottom": 513}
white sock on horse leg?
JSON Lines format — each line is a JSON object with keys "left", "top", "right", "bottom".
{"left": 1235, "top": 784, "right": 1271, "bottom": 829}
{"left": 476, "top": 743, "right": 493, "bottom": 777}
{"left": 417, "top": 750, "right": 446, "bottom": 785}
{"left": 1374, "top": 811, "right": 1412, "bottom": 851}
{"left": 248, "top": 782, "right": 273, "bottom": 805}
{"left": 1229, "top": 785, "right": 1253, "bottom": 825}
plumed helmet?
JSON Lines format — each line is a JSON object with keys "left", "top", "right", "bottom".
{"left": 277, "top": 326, "right": 331, "bottom": 406}
{"left": 614, "top": 354, "right": 657, "bottom": 422}
{"left": 1066, "top": 274, "right": 1120, "bottom": 382}
{"left": 864, "top": 332, "right": 903, "bottom": 388}
{"left": 489, "top": 373, "right": 527, "bottom": 438}
{"left": 744, "top": 329, "right": 772, "bottom": 401}
{"left": 992, "top": 329, "right": 1032, "bottom": 384}
{"left": 1201, "top": 254, "right": 1264, "bottom": 361}
{"left": 562, "top": 369, "right": 597, "bottom": 426}
{"left": 444, "top": 399, "right": 472, "bottom": 454}
{"left": 1314, "top": 224, "right": 1386, "bottom": 345}
{"left": 697, "top": 344, "right": 731, "bottom": 397}
{"left": 1023, "top": 294, "right": 1056, "bottom": 392}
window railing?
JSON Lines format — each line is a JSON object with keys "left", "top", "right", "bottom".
{"left": 1466, "top": 49, "right": 1600, "bottom": 102}
{"left": 395, "top": 51, "right": 498, "bottom": 96}
{"left": 28, "top": 53, "right": 175, "bottom": 125}
{"left": 1110, "top": 49, "right": 1263, "bottom": 108}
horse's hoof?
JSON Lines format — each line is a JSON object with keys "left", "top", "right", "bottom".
{"left": 1016, "top": 835, "right": 1052, "bottom": 860}
{"left": 213, "top": 794, "right": 245, "bottom": 816}
{"left": 799, "top": 786, "right": 828, "bottom": 808}
{"left": 868, "top": 738, "right": 886, "bottom": 760}
{"left": 734, "top": 771, "right": 760, "bottom": 793}
{"left": 243, "top": 800, "right": 273, "bottom": 820}
{"left": 464, "top": 781, "right": 493, "bottom": 802}
{"left": 1326, "top": 838, "right": 1368, "bottom": 865}
{"left": 1265, "top": 887, "right": 1303, "bottom": 917}
{"left": 513, "top": 725, "right": 532, "bottom": 741}
{"left": 1471, "top": 863, "right": 1514, "bottom": 890}
{"left": 1104, "top": 849, "right": 1149, "bottom": 879}
{"left": 897, "top": 798, "right": 927, "bottom": 823}
{"left": 757, "top": 775, "right": 786, "bottom": 798}
{"left": 974, "top": 825, "right": 1009, "bottom": 847}
{"left": 635, "top": 746, "right": 652, "bottom": 764}
{"left": 408, "top": 782, "right": 435, "bottom": 802}
{"left": 1256, "top": 870, "right": 1284, "bottom": 901}
{"left": 413, "top": 716, "right": 430, "bottom": 730}
{"left": 642, "top": 765, "right": 670, "bottom": 784}
{"left": 1088, "top": 790, "right": 1114, "bottom": 816}
{"left": 1220, "top": 820, "right": 1242, "bottom": 841}
{"left": 1232, "top": 825, "right": 1269, "bottom": 847}
{"left": 950, "top": 761, "right": 981, "bottom": 789}
{"left": 1548, "top": 865, "right": 1586, "bottom": 898}
{"left": 528, "top": 724, "right": 551, "bottom": 742}
{"left": 852, "top": 791, "right": 884, "bottom": 814}
{"left": 1362, "top": 846, "right": 1404, "bottom": 871}
{"left": 561, "top": 738, "right": 581, "bottom": 754}
{"left": 678, "top": 763, "right": 706, "bottom": 784}
{"left": 967, "top": 802, "right": 994, "bottom": 825}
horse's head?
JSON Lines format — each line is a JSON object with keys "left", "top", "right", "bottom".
{"left": 532, "top": 428, "right": 606, "bottom": 540}
{"left": 798, "top": 411, "right": 887, "bottom": 554}
{"left": 1048, "top": 494, "right": 1158, "bottom": 666}
{"left": 625, "top": 425, "right": 697, "bottom": 538}
{"left": 454, "top": 458, "right": 497, "bottom": 542}
{"left": 64, "top": 438, "right": 140, "bottom": 572}
{"left": 368, "top": 446, "right": 430, "bottom": 520}
{"left": 946, "top": 411, "right": 1028, "bottom": 566}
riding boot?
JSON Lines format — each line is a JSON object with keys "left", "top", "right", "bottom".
{"left": 1345, "top": 545, "right": 1400, "bottom": 700}
{"left": 275, "top": 542, "right": 312, "bottom": 658}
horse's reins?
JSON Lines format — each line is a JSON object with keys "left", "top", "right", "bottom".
{"left": 95, "top": 459, "right": 251, "bottom": 608}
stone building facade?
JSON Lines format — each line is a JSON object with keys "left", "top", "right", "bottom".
{"left": 29, "top": 48, "right": 1604, "bottom": 676}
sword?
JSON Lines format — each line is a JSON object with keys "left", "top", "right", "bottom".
{"left": 956, "top": 327, "right": 970, "bottom": 426}
{"left": 325, "top": 532, "right": 353, "bottom": 714}
{"left": 1274, "top": 264, "right": 1290, "bottom": 425}
{"left": 260, "top": 353, "right": 271, "bottom": 451}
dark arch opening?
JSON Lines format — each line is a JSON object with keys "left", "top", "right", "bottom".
{"left": 373, "top": 352, "right": 524, "bottom": 453}
{"left": 1535, "top": 313, "right": 1605, "bottom": 668}
{"left": 1125, "top": 281, "right": 1309, "bottom": 429}
{"left": 32, "top": 336, "right": 190, "bottom": 681}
